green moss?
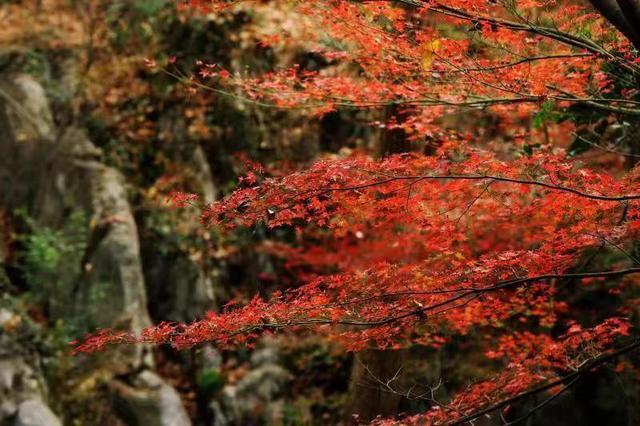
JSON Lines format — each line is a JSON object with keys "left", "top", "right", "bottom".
{"left": 198, "top": 368, "right": 225, "bottom": 396}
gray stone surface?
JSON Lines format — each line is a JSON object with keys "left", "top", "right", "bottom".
{"left": 142, "top": 107, "right": 219, "bottom": 323}
{"left": 0, "top": 358, "right": 41, "bottom": 420}
{"left": 32, "top": 128, "right": 151, "bottom": 338}
{"left": 0, "top": 305, "right": 58, "bottom": 425}
{"left": 212, "top": 339, "right": 291, "bottom": 425}
{"left": 0, "top": 75, "right": 152, "bottom": 371}
{"left": 112, "top": 371, "right": 191, "bottom": 426}
{"left": 0, "top": 74, "right": 55, "bottom": 210}
{"left": 13, "top": 399, "right": 62, "bottom": 426}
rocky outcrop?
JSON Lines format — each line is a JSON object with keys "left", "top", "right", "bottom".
{"left": 144, "top": 251, "right": 218, "bottom": 323}
{"left": 0, "top": 305, "right": 61, "bottom": 426}
{"left": 211, "top": 339, "right": 291, "bottom": 426}
{"left": 0, "top": 74, "right": 55, "bottom": 210}
{"left": 111, "top": 370, "right": 191, "bottom": 426}
{"left": 141, "top": 106, "right": 219, "bottom": 323}
{"left": 13, "top": 399, "right": 62, "bottom": 426}
{"left": 0, "top": 355, "right": 42, "bottom": 421}
{"left": 0, "top": 210, "right": 57, "bottom": 425}
{"left": 33, "top": 127, "right": 151, "bottom": 339}
{"left": 0, "top": 74, "right": 191, "bottom": 424}
{"left": 0, "top": 74, "right": 152, "bottom": 371}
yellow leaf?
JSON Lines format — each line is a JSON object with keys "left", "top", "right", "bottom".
{"left": 420, "top": 39, "right": 441, "bottom": 71}
{"left": 147, "top": 186, "right": 158, "bottom": 199}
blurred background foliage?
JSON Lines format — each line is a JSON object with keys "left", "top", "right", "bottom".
{"left": 0, "top": 1, "right": 639, "bottom": 425}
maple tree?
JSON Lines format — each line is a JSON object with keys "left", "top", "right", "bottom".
{"left": 75, "top": 0, "right": 640, "bottom": 423}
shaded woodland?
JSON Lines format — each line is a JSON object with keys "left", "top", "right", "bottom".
{"left": 1, "top": 1, "right": 640, "bottom": 425}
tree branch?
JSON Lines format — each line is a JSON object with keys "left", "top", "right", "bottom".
{"left": 393, "top": 0, "right": 639, "bottom": 73}
{"left": 449, "top": 338, "right": 640, "bottom": 425}
{"left": 296, "top": 173, "right": 640, "bottom": 203}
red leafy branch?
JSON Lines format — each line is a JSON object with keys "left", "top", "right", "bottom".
{"left": 445, "top": 338, "right": 640, "bottom": 425}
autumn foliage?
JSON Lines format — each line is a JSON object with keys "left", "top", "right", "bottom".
{"left": 75, "top": 0, "right": 640, "bottom": 424}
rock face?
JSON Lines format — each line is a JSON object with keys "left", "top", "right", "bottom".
{"left": 33, "top": 127, "right": 151, "bottom": 340}
{"left": 211, "top": 340, "right": 291, "bottom": 426}
{"left": 0, "top": 348, "right": 46, "bottom": 422}
{"left": 0, "top": 74, "right": 55, "bottom": 210}
{"left": 0, "top": 306, "right": 61, "bottom": 426}
{"left": 13, "top": 399, "right": 62, "bottom": 426}
{"left": 111, "top": 371, "right": 191, "bottom": 426}
{"left": 0, "top": 223, "right": 55, "bottom": 425}
{"left": 141, "top": 107, "right": 219, "bottom": 323}
{"left": 0, "top": 357, "right": 40, "bottom": 419}
{"left": 0, "top": 74, "right": 190, "bottom": 424}
{"left": 0, "top": 74, "right": 151, "bottom": 371}
{"left": 144, "top": 252, "right": 218, "bottom": 323}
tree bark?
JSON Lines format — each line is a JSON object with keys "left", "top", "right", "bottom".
{"left": 345, "top": 349, "right": 409, "bottom": 422}
{"left": 589, "top": 0, "right": 640, "bottom": 49}
{"left": 377, "top": 104, "right": 413, "bottom": 157}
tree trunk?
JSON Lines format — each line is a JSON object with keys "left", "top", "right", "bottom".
{"left": 589, "top": 0, "right": 640, "bottom": 49}
{"left": 377, "top": 104, "right": 412, "bottom": 157}
{"left": 345, "top": 349, "right": 409, "bottom": 423}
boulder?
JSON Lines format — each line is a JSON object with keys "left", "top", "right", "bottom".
{"left": 0, "top": 306, "right": 59, "bottom": 426}
{"left": 13, "top": 399, "right": 62, "bottom": 426}
{"left": 0, "top": 357, "right": 42, "bottom": 420}
{"left": 111, "top": 371, "right": 191, "bottom": 426}
{"left": 212, "top": 339, "right": 291, "bottom": 425}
